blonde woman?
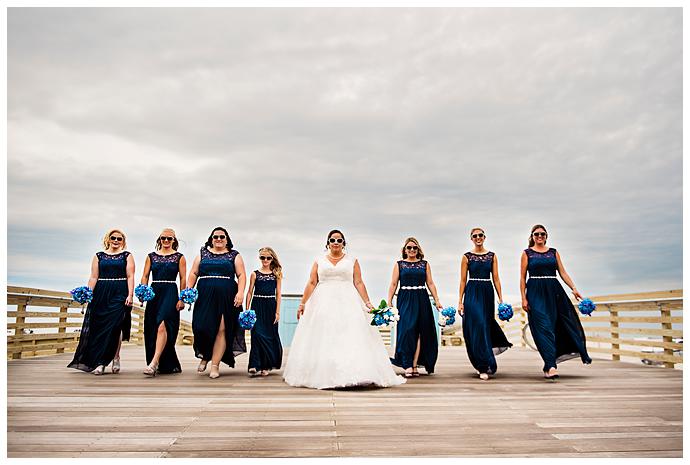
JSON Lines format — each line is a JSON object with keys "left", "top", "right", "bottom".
{"left": 140, "top": 228, "right": 186, "bottom": 376}
{"left": 245, "top": 247, "right": 284, "bottom": 377}
{"left": 68, "top": 229, "right": 135, "bottom": 375}
{"left": 388, "top": 237, "right": 443, "bottom": 377}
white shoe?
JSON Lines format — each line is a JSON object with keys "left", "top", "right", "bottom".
{"left": 111, "top": 357, "right": 121, "bottom": 374}
{"left": 93, "top": 365, "right": 105, "bottom": 376}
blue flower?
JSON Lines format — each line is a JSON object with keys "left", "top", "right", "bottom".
{"left": 70, "top": 286, "right": 93, "bottom": 305}
{"left": 134, "top": 284, "right": 155, "bottom": 303}
{"left": 179, "top": 288, "right": 199, "bottom": 304}
{"left": 578, "top": 298, "right": 596, "bottom": 316}
{"left": 498, "top": 303, "right": 514, "bottom": 321}
{"left": 238, "top": 309, "right": 257, "bottom": 329}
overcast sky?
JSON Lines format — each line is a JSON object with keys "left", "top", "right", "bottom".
{"left": 7, "top": 7, "right": 682, "bottom": 314}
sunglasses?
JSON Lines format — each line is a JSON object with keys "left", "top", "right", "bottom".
{"left": 110, "top": 236, "right": 124, "bottom": 242}
{"left": 472, "top": 233, "right": 485, "bottom": 239}
{"left": 259, "top": 256, "right": 273, "bottom": 261}
{"left": 212, "top": 235, "right": 226, "bottom": 240}
{"left": 329, "top": 238, "right": 344, "bottom": 244}
{"left": 533, "top": 232, "right": 547, "bottom": 237}
{"left": 159, "top": 236, "right": 174, "bottom": 242}
{"left": 405, "top": 245, "right": 419, "bottom": 251}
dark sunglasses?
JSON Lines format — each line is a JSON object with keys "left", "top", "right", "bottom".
{"left": 533, "top": 232, "right": 547, "bottom": 237}
{"left": 329, "top": 238, "right": 344, "bottom": 244}
{"left": 259, "top": 256, "right": 273, "bottom": 261}
{"left": 159, "top": 236, "right": 174, "bottom": 242}
{"left": 405, "top": 245, "right": 419, "bottom": 251}
{"left": 110, "top": 236, "right": 123, "bottom": 242}
{"left": 212, "top": 235, "right": 226, "bottom": 240}
{"left": 472, "top": 233, "right": 485, "bottom": 239}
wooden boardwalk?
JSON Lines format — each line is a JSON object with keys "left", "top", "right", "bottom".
{"left": 7, "top": 345, "right": 682, "bottom": 458}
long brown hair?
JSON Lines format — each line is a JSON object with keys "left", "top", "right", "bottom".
{"left": 259, "top": 247, "right": 283, "bottom": 279}
{"left": 401, "top": 237, "right": 425, "bottom": 260}
{"left": 528, "top": 224, "right": 548, "bottom": 247}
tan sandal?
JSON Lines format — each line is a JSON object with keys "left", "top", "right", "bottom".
{"left": 209, "top": 364, "right": 220, "bottom": 379}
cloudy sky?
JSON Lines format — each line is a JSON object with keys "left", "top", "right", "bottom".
{"left": 7, "top": 7, "right": 682, "bottom": 314}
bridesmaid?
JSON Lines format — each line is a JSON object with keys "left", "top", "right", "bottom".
{"left": 68, "top": 229, "right": 134, "bottom": 375}
{"left": 388, "top": 237, "right": 443, "bottom": 377}
{"left": 140, "top": 228, "right": 186, "bottom": 376}
{"left": 187, "top": 226, "right": 247, "bottom": 379}
{"left": 245, "top": 247, "right": 284, "bottom": 377}
{"left": 520, "top": 224, "right": 592, "bottom": 380}
{"left": 458, "top": 227, "right": 512, "bottom": 381}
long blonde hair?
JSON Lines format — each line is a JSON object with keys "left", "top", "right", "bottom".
{"left": 102, "top": 229, "right": 127, "bottom": 250}
{"left": 259, "top": 247, "right": 283, "bottom": 279}
{"left": 401, "top": 237, "right": 425, "bottom": 260}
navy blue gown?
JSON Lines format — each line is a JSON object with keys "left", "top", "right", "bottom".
{"left": 248, "top": 271, "right": 283, "bottom": 372}
{"left": 68, "top": 251, "right": 132, "bottom": 372}
{"left": 192, "top": 247, "right": 246, "bottom": 367}
{"left": 144, "top": 252, "right": 183, "bottom": 374}
{"left": 525, "top": 248, "right": 592, "bottom": 371}
{"left": 390, "top": 260, "right": 438, "bottom": 373}
{"left": 461, "top": 252, "right": 512, "bottom": 375}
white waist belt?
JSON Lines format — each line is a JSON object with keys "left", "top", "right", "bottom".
{"left": 198, "top": 276, "right": 233, "bottom": 280}
{"left": 151, "top": 280, "right": 176, "bottom": 284}
{"left": 400, "top": 285, "right": 426, "bottom": 290}
{"left": 468, "top": 278, "right": 491, "bottom": 282}
{"left": 98, "top": 278, "right": 126, "bottom": 281}
{"left": 253, "top": 294, "right": 275, "bottom": 298}
{"left": 530, "top": 276, "right": 557, "bottom": 279}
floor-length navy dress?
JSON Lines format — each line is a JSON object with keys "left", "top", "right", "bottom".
{"left": 68, "top": 251, "right": 132, "bottom": 372}
{"left": 144, "top": 251, "right": 183, "bottom": 374}
{"left": 461, "top": 251, "right": 512, "bottom": 375}
{"left": 390, "top": 260, "right": 438, "bottom": 373}
{"left": 192, "top": 247, "right": 246, "bottom": 367}
{"left": 525, "top": 247, "right": 592, "bottom": 371}
{"left": 248, "top": 270, "right": 283, "bottom": 372}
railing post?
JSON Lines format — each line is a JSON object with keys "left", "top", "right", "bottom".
{"left": 57, "top": 305, "right": 68, "bottom": 354}
{"left": 660, "top": 302, "right": 674, "bottom": 369}
{"left": 609, "top": 304, "right": 619, "bottom": 361}
{"left": 12, "top": 303, "right": 27, "bottom": 359}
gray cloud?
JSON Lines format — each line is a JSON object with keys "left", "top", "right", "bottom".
{"left": 8, "top": 8, "right": 682, "bottom": 310}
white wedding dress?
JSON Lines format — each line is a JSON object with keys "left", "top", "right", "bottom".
{"left": 283, "top": 255, "right": 406, "bottom": 389}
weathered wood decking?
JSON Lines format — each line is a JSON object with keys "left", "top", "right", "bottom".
{"left": 7, "top": 345, "right": 682, "bottom": 458}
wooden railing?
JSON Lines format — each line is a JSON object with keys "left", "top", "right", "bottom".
{"left": 6, "top": 286, "right": 194, "bottom": 359}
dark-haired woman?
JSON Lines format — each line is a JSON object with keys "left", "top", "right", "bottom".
{"left": 458, "top": 228, "right": 512, "bottom": 381}
{"left": 140, "top": 228, "right": 186, "bottom": 376}
{"left": 388, "top": 237, "right": 443, "bottom": 377}
{"left": 188, "top": 227, "right": 247, "bottom": 379}
{"left": 520, "top": 224, "right": 591, "bottom": 380}
{"left": 283, "top": 229, "right": 405, "bottom": 389}
{"left": 68, "top": 229, "right": 135, "bottom": 375}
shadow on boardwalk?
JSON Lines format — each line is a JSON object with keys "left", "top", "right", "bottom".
{"left": 7, "top": 345, "right": 682, "bottom": 458}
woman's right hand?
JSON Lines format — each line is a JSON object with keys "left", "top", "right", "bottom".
{"left": 297, "top": 303, "right": 305, "bottom": 320}
{"left": 521, "top": 298, "right": 529, "bottom": 312}
{"left": 458, "top": 303, "right": 464, "bottom": 315}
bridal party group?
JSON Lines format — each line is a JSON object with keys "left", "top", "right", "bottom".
{"left": 67, "top": 225, "right": 592, "bottom": 389}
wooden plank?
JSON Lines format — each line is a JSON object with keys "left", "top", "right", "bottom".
{"left": 582, "top": 327, "right": 682, "bottom": 338}
{"left": 587, "top": 347, "right": 682, "bottom": 364}
{"left": 586, "top": 336, "right": 683, "bottom": 350}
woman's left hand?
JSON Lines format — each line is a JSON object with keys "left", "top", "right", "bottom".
{"left": 125, "top": 295, "right": 132, "bottom": 307}
{"left": 365, "top": 302, "right": 375, "bottom": 311}
{"left": 274, "top": 313, "right": 280, "bottom": 324}
{"left": 435, "top": 302, "right": 443, "bottom": 310}
{"left": 234, "top": 293, "right": 243, "bottom": 307}
{"left": 572, "top": 289, "right": 583, "bottom": 301}
{"left": 176, "top": 300, "right": 185, "bottom": 311}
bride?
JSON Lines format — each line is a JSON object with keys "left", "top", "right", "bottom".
{"left": 283, "top": 229, "right": 406, "bottom": 389}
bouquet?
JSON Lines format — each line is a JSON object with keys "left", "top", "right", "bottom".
{"left": 238, "top": 309, "right": 257, "bottom": 330}
{"left": 578, "top": 298, "right": 596, "bottom": 316}
{"left": 497, "top": 302, "right": 514, "bottom": 322}
{"left": 134, "top": 284, "right": 155, "bottom": 304}
{"left": 179, "top": 288, "right": 199, "bottom": 311}
{"left": 70, "top": 285, "right": 93, "bottom": 314}
{"left": 369, "top": 299, "right": 400, "bottom": 327}
{"left": 438, "top": 306, "right": 457, "bottom": 327}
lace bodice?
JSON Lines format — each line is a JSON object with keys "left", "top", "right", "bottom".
{"left": 199, "top": 247, "right": 239, "bottom": 278}
{"left": 149, "top": 252, "right": 182, "bottom": 281}
{"left": 525, "top": 248, "right": 558, "bottom": 277}
{"left": 398, "top": 260, "right": 427, "bottom": 287}
{"left": 96, "top": 251, "right": 130, "bottom": 279}
{"left": 465, "top": 252, "right": 494, "bottom": 280}
{"left": 254, "top": 270, "right": 277, "bottom": 295}
{"left": 317, "top": 255, "right": 354, "bottom": 284}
